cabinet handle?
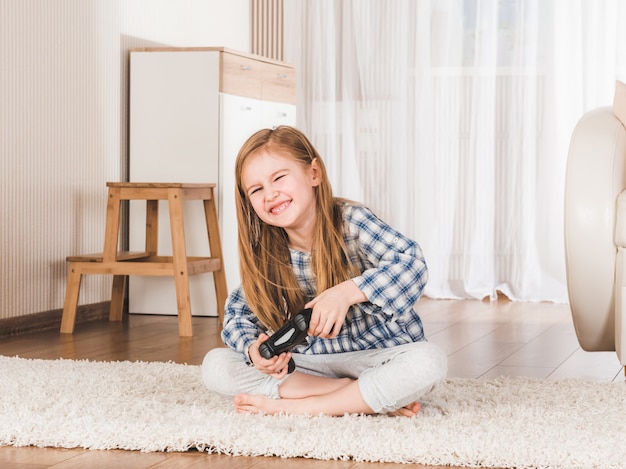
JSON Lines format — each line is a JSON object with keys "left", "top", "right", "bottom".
{"left": 240, "top": 65, "right": 252, "bottom": 71}
{"left": 276, "top": 73, "right": 288, "bottom": 79}
{"left": 241, "top": 106, "right": 253, "bottom": 111}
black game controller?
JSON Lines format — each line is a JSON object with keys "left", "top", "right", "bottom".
{"left": 258, "top": 308, "right": 313, "bottom": 373}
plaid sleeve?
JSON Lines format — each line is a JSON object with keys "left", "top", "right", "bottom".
{"left": 347, "top": 204, "right": 428, "bottom": 314}
{"left": 220, "top": 286, "right": 264, "bottom": 359}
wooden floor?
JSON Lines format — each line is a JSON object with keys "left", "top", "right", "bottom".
{"left": 0, "top": 297, "right": 623, "bottom": 468}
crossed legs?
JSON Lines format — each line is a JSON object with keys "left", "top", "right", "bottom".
{"left": 202, "top": 341, "right": 446, "bottom": 417}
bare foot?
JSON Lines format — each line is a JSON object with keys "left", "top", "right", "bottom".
{"left": 234, "top": 394, "right": 279, "bottom": 414}
{"left": 388, "top": 401, "right": 421, "bottom": 417}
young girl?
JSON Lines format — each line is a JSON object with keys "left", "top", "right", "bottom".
{"left": 202, "top": 126, "right": 447, "bottom": 417}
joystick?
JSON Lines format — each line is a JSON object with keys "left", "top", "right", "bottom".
{"left": 258, "top": 308, "right": 312, "bottom": 373}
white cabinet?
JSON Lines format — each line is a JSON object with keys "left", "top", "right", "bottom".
{"left": 129, "top": 47, "right": 296, "bottom": 316}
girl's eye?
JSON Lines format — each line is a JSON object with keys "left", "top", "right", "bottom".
{"left": 249, "top": 187, "right": 261, "bottom": 196}
{"left": 274, "top": 174, "right": 285, "bottom": 182}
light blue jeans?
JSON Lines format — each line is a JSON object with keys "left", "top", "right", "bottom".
{"left": 201, "top": 341, "right": 447, "bottom": 413}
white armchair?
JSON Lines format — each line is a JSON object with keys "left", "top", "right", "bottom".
{"left": 564, "top": 96, "right": 626, "bottom": 367}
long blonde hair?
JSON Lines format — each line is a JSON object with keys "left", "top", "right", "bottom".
{"left": 234, "top": 126, "right": 357, "bottom": 331}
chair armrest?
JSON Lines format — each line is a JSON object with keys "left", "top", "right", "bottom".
{"left": 615, "top": 192, "right": 626, "bottom": 248}
{"left": 613, "top": 247, "right": 626, "bottom": 365}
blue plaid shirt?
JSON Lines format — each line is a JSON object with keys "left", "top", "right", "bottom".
{"left": 221, "top": 202, "right": 428, "bottom": 359}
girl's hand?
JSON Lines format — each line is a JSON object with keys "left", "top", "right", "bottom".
{"left": 248, "top": 333, "right": 292, "bottom": 379}
{"left": 306, "top": 280, "right": 367, "bottom": 339}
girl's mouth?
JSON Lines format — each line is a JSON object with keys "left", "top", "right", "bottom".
{"left": 270, "top": 200, "right": 291, "bottom": 215}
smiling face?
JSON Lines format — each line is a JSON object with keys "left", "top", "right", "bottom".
{"left": 241, "top": 148, "right": 320, "bottom": 250}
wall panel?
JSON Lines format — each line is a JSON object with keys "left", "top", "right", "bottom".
{"left": 0, "top": 0, "right": 249, "bottom": 320}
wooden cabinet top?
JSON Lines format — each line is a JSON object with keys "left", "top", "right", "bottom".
{"left": 130, "top": 47, "right": 295, "bottom": 104}
{"left": 129, "top": 46, "right": 292, "bottom": 68}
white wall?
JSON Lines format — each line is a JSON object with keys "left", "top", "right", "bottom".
{"left": 0, "top": 0, "right": 250, "bottom": 320}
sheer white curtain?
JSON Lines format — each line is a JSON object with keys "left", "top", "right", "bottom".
{"left": 284, "top": 0, "right": 626, "bottom": 302}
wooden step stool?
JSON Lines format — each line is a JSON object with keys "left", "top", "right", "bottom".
{"left": 61, "top": 182, "right": 228, "bottom": 336}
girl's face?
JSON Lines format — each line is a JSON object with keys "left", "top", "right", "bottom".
{"left": 242, "top": 148, "right": 320, "bottom": 244}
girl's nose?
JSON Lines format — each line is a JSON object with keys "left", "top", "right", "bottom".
{"left": 265, "top": 189, "right": 278, "bottom": 201}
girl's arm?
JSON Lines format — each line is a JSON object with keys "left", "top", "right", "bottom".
{"left": 305, "top": 278, "right": 367, "bottom": 338}
{"left": 221, "top": 286, "right": 294, "bottom": 377}
{"left": 347, "top": 204, "right": 428, "bottom": 315}
{"left": 220, "top": 286, "right": 264, "bottom": 359}
{"left": 306, "top": 204, "right": 427, "bottom": 339}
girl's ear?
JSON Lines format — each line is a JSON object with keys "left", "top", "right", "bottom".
{"left": 310, "top": 158, "right": 321, "bottom": 187}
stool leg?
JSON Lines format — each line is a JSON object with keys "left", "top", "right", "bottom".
{"left": 60, "top": 263, "right": 82, "bottom": 334}
{"left": 103, "top": 186, "right": 122, "bottom": 262}
{"left": 204, "top": 196, "right": 228, "bottom": 324}
{"left": 168, "top": 188, "right": 193, "bottom": 337}
{"left": 109, "top": 275, "right": 127, "bottom": 321}
{"left": 145, "top": 199, "right": 159, "bottom": 254}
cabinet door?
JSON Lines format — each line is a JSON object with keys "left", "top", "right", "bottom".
{"left": 129, "top": 51, "right": 220, "bottom": 182}
{"left": 128, "top": 51, "right": 221, "bottom": 317}
{"left": 219, "top": 93, "right": 263, "bottom": 291}
{"left": 261, "top": 101, "right": 297, "bottom": 129}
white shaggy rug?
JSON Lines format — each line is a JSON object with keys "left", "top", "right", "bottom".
{"left": 0, "top": 355, "right": 625, "bottom": 469}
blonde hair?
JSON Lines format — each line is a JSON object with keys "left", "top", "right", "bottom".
{"left": 234, "top": 126, "right": 357, "bottom": 331}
